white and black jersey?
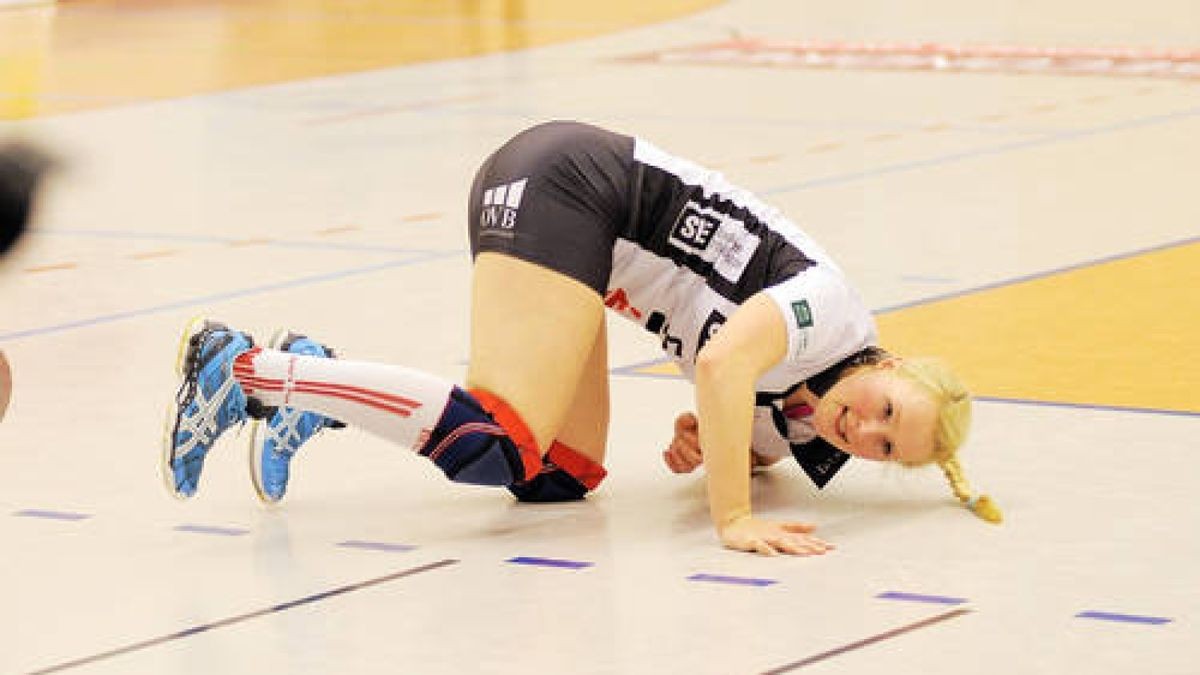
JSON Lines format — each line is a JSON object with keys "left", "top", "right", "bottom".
{"left": 469, "top": 121, "right": 878, "bottom": 487}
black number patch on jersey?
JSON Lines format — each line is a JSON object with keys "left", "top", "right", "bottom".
{"left": 647, "top": 311, "right": 684, "bottom": 357}
{"left": 697, "top": 309, "right": 727, "bottom": 353}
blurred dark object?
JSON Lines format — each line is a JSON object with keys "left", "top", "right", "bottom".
{"left": 0, "top": 142, "right": 52, "bottom": 255}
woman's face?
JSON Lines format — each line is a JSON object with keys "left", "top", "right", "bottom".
{"left": 811, "top": 362, "right": 938, "bottom": 464}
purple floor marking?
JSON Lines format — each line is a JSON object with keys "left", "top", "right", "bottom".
{"left": 14, "top": 509, "right": 91, "bottom": 521}
{"left": 337, "top": 540, "right": 416, "bottom": 553}
{"left": 1076, "top": 611, "right": 1172, "bottom": 625}
{"left": 507, "top": 556, "right": 593, "bottom": 570}
{"left": 0, "top": 251, "right": 459, "bottom": 344}
{"left": 174, "top": 524, "right": 249, "bottom": 537}
{"left": 877, "top": 591, "right": 967, "bottom": 605}
{"left": 27, "top": 559, "right": 458, "bottom": 674}
{"left": 609, "top": 357, "right": 675, "bottom": 379}
{"left": 688, "top": 573, "right": 777, "bottom": 587}
{"left": 761, "top": 608, "right": 973, "bottom": 673}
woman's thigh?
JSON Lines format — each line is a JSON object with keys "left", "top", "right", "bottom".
{"left": 466, "top": 252, "right": 605, "bottom": 453}
{"left": 552, "top": 320, "right": 609, "bottom": 465}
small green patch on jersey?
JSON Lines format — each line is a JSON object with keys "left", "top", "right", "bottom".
{"left": 791, "top": 299, "right": 813, "bottom": 329}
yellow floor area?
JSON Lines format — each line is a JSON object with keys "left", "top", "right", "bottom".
{"left": 0, "top": 0, "right": 720, "bottom": 119}
{"left": 877, "top": 240, "right": 1200, "bottom": 414}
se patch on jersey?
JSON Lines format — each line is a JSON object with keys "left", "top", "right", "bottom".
{"left": 670, "top": 205, "right": 720, "bottom": 251}
{"left": 668, "top": 201, "right": 760, "bottom": 284}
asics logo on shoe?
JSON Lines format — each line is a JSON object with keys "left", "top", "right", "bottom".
{"left": 264, "top": 407, "right": 308, "bottom": 456}
{"left": 173, "top": 375, "right": 239, "bottom": 459}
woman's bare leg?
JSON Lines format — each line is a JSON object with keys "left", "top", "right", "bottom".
{"left": 466, "top": 252, "right": 605, "bottom": 453}
{"left": 552, "top": 321, "right": 610, "bottom": 466}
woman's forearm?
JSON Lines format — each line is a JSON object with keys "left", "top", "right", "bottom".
{"left": 695, "top": 355, "right": 757, "bottom": 529}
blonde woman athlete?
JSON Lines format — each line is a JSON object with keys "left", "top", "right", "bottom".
{"left": 163, "top": 121, "right": 999, "bottom": 557}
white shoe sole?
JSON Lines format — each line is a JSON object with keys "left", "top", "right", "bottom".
{"left": 248, "top": 327, "right": 292, "bottom": 506}
{"left": 160, "top": 316, "right": 211, "bottom": 501}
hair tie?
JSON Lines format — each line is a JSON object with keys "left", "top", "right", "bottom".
{"left": 966, "top": 493, "right": 1002, "bottom": 524}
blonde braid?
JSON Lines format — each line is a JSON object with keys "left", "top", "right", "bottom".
{"left": 938, "top": 455, "right": 1002, "bottom": 524}
{"left": 894, "top": 358, "right": 1002, "bottom": 524}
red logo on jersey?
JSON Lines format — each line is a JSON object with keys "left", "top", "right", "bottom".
{"left": 604, "top": 289, "right": 643, "bottom": 319}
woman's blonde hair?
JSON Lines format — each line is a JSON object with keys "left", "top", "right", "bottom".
{"left": 892, "top": 357, "right": 1002, "bottom": 524}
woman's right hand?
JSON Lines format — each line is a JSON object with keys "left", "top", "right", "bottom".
{"left": 663, "top": 412, "right": 704, "bottom": 473}
{"left": 718, "top": 515, "right": 835, "bottom": 556}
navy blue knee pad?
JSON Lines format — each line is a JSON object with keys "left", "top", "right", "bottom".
{"left": 419, "top": 387, "right": 529, "bottom": 486}
{"left": 508, "top": 441, "right": 607, "bottom": 503}
{"left": 507, "top": 468, "right": 589, "bottom": 502}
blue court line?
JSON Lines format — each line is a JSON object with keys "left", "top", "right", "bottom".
{"left": 975, "top": 396, "right": 1200, "bottom": 419}
{"left": 506, "top": 556, "right": 594, "bottom": 570}
{"left": 27, "top": 559, "right": 459, "bottom": 675}
{"left": 0, "top": 250, "right": 460, "bottom": 344}
{"left": 609, "top": 357, "right": 677, "bottom": 379}
{"left": 688, "top": 573, "right": 777, "bottom": 587}
{"left": 31, "top": 228, "right": 255, "bottom": 245}
{"left": 762, "top": 608, "right": 973, "bottom": 674}
{"left": 337, "top": 540, "right": 417, "bottom": 553}
{"left": 174, "top": 524, "right": 249, "bottom": 537}
{"left": 1076, "top": 611, "right": 1172, "bottom": 626}
{"left": 875, "top": 233, "right": 1200, "bottom": 316}
{"left": 899, "top": 274, "right": 957, "bottom": 284}
{"left": 761, "top": 104, "right": 1200, "bottom": 196}
{"left": 31, "top": 227, "right": 451, "bottom": 256}
{"left": 877, "top": 591, "right": 967, "bottom": 605}
{"left": 609, "top": 360, "right": 1199, "bottom": 418}
{"left": 450, "top": 106, "right": 1069, "bottom": 137}
{"left": 13, "top": 509, "right": 91, "bottom": 521}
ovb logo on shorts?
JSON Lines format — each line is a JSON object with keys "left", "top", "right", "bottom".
{"left": 671, "top": 204, "right": 720, "bottom": 251}
{"left": 480, "top": 178, "right": 528, "bottom": 234}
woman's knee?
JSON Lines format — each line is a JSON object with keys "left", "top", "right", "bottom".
{"left": 507, "top": 440, "right": 608, "bottom": 503}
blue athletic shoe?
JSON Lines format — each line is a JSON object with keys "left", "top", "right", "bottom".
{"left": 162, "top": 318, "right": 254, "bottom": 500}
{"left": 249, "top": 330, "right": 342, "bottom": 505}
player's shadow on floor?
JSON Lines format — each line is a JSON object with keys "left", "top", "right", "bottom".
{"left": 668, "top": 467, "right": 947, "bottom": 540}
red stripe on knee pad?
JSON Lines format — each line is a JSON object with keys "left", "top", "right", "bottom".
{"left": 546, "top": 441, "right": 607, "bottom": 490}
{"left": 467, "top": 388, "right": 543, "bottom": 481}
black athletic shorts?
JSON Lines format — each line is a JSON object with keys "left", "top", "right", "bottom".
{"left": 467, "top": 121, "right": 637, "bottom": 295}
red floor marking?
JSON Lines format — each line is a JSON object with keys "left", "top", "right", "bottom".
{"left": 28, "top": 559, "right": 459, "bottom": 674}
{"left": 761, "top": 608, "right": 973, "bottom": 673}
{"left": 621, "top": 39, "right": 1200, "bottom": 79}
